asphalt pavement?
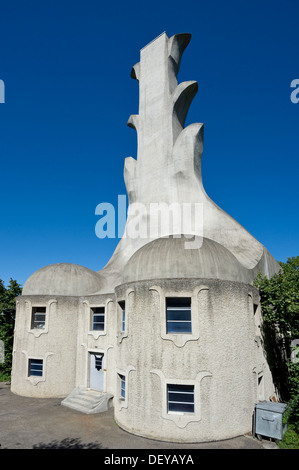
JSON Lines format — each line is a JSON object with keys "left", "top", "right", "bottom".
{"left": 0, "top": 382, "right": 278, "bottom": 451}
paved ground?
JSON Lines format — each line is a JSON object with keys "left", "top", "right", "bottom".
{"left": 0, "top": 382, "right": 278, "bottom": 450}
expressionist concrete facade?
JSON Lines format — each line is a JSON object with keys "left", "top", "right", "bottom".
{"left": 11, "top": 32, "right": 281, "bottom": 442}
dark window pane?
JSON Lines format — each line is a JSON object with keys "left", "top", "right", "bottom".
{"left": 168, "top": 391, "right": 194, "bottom": 403}
{"left": 93, "top": 314, "right": 104, "bottom": 322}
{"left": 168, "top": 402, "right": 194, "bottom": 413}
{"left": 92, "top": 307, "right": 105, "bottom": 314}
{"left": 166, "top": 321, "right": 192, "bottom": 333}
{"left": 29, "top": 359, "right": 43, "bottom": 377}
{"left": 166, "top": 298, "right": 191, "bottom": 308}
{"left": 168, "top": 384, "right": 194, "bottom": 393}
{"left": 166, "top": 308, "right": 191, "bottom": 321}
{"left": 32, "top": 307, "right": 46, "bottom": 329}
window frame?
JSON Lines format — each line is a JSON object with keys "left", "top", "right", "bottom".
{"left": 149, "top": 285, "right": 208, "bottom": 348}
{"left": 167, "top": 383, "right": 195, "bottom": 414}
{"left": 166, "top": 297, "right": 192, "bottom": 334}
{"left": 119, "top": 373, "right": 126, "bottom": 399}
{"left": 118, "top": 300, "right": 126, "bottom": 333}
{"left": 90, "top": 306, "right": 105, "bottom": 331}
{"left": 28, "top": 358, "right": 43, "bottom": 377}
{"left": 150, "top": 369, "right": 212, "bottom": 427}
{"left": 31, "top": 306, "right": 46, "bottom": 330}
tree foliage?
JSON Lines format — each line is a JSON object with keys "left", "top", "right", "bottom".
{"left": 0, "top": 278, "right": 22, "bottom": 379}
{"left": 254, "top": 256, "right": 299, "bottom": 430}
{"left": 254, "top": 256, "right": 299, "bottom": 339}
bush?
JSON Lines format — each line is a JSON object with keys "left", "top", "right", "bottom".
{"left": 277, "top": 425, "right": 299, "bottom": 449}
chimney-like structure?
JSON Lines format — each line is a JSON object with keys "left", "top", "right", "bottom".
{"left": 98, "top": 32, "right": 280, "bottom": 292}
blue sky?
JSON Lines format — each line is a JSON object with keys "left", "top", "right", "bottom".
{"left": 0, "top": 0, "right": 298, "bottom": 287}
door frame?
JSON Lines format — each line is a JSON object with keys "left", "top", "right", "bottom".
{"left": 88, "top": 349, "right": 106, "bottom": 392}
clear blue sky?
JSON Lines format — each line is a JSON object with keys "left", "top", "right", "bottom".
{"left": 0, "top": 0, "right": 298, "bottom": 287}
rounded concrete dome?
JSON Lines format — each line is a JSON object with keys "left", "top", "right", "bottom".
{"left": 22, "top": 263, "right": 103, "bottom": 296}
{"left": 122, "top": 236, "right": 252, "bottom": 284}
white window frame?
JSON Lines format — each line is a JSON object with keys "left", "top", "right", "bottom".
{"left": 118, "top": 373, "right": 126, "bottom": 399}
{"left": 91, "top": 306, "right": 105, "bottom": 331}
{"left": 27, "top": 299, "right": 57, "bottom": 338}
{"left": 149, "top": 285, "right": 209, "bottom": 347}
{"left": 150, "top": 369, "right": 212, "bottom": 428}
{"left": 31, "top": 306, "right": 46, "bottom": 330}
{"left": 167, "top": 383, "right": 195, "bottom": 414}
{"left": 166, "top": 297, "right": 192, "bottom": 334}
{"left": 22, "top": 351, "right": 54, "bottom": 386}
{"left": 118, "top": 300, "right": 126, "bottom": 333}
{"left": 117, "top": 288, "right": 133, "bottom": 343}
{"left": 85, "top": 299, "right": 112, "bottom": 339}
{"left": 28, "top": 358, "right": 43, "bottom": 377}
{"left": 116, "top": 366, "right": 136, "bottom": 411}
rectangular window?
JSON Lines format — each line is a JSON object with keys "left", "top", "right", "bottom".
{"left": 28, "top": 359, "right": 43, "bottom": 377}
{"left": 166, "top": 298, "right": 191, "bottom": 334}
{"left": 119, "top": 374, "right": 126, "bottom": 399}
{"left": 167, "top": 384, "right": 194, "bottom": 413}
{"left": 119, "top": 301, "right": 125, "bottom": 332}
{"left": 31, "top": 307, "right": 46, "bottom": 329}
{"left": 91, "top": 307, "right": 105, "bottom": 331}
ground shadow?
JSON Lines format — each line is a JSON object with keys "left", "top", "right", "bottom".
{"left": 33, "top": 437, "right": 106, "bottom": 449}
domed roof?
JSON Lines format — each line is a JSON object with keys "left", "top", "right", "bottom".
{"left": 122, "top": 236, "right": 252, "bottom": 284}
{"left": 22, "top": 263, "right": 103, "bottom": 296}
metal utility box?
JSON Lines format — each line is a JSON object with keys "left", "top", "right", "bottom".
{"left": 254, "top": 401, "right": 287, "bottom": 440}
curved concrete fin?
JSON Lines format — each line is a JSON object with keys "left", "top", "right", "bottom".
{"left": 131, "top": 62, "right": 140, "bottom": 81}
{"left": 168, "top": 33, "right": 191, "bottom": 74}
{"left": 127, "top": 114, "right": 139, "bottom": 130}
{"left": 168, "top": 33, "right": 191, "bottom": 93}
{"left": 172, "top": 81, "right": 198, "bottom": 142}
{"left": 172, "top": 122, "right": 204, "bottom": 187}
{"left": 124, "top": 156, "right": 137, "bottom": 204}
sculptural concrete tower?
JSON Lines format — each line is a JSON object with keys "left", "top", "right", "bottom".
{"left": 99, "top": 31, "right": 279, "bottom": 292}
{"left": 11, "top": 32, "right": 280, "bottom": 443}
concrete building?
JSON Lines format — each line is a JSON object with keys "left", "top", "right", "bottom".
{"left": 11, "top": 32, "right": 281, "bottom": 442}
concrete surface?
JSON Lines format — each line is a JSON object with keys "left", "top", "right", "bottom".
{"left": 0, "top": 383, "right": 278, "bottom": 450}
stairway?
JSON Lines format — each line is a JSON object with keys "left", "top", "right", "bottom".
{"left": 61, "top": 387, "right": 113, "bottom": 414}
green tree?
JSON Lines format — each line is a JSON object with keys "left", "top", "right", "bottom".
{"left": 254, "top": 256, "right": 299, "bottom": 429}
{"left": 0, "top": 278, "right": 22, "bottom": 380}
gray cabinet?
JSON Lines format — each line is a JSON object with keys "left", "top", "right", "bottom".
{"left": 254, "top": 401, "right": 287, "bottom": 440}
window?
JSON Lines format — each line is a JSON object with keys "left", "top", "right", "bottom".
{"left": 119, "top": 374, "right": 126, "bottom": 399}
{"left": 91, "top": 307, "right": 105, "bottom": 331}
{"left": 166, "top": 298, "right": 191, "bottom": 334}
{"left": 28, "top": 359, "right": 43, "bottom": 377}
{"left": 119, "top": 301, "right": 125, "bottom": 332}
{"left": 31, "top": 307, "right": 46, "bottom": 329}
{"left": 167, "top": 384, "right": 194, "bottom": 413}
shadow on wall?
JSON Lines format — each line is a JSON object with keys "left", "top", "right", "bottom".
{"left": 262, "top": 323, "right": 291, "bottom": 402}
{"left": 32, "top": 437, "right": 106, "bottom": 449}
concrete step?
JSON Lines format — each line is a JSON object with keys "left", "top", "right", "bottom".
{"left": 61, "top": 387, "right": 113, "bottom": 414}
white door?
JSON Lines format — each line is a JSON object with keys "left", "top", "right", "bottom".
{"left": 89, "top": 353, "right": 104, "bottom": 391}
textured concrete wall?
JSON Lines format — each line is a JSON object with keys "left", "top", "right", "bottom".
{"left": 75, "top": 294, "right": 117, "bottom": 396}
{"left": 11, "top": 295, "right": 79, "bottom": 398}
{"left": 11, "top": 293, "right": 118, "bottom": 399}
{"left": 114, "top": 278, "right": 275, "bottom": 442}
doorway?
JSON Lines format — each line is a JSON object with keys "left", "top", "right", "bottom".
{"left": 89, "top": 352, "right": 104, "bottom": 391}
